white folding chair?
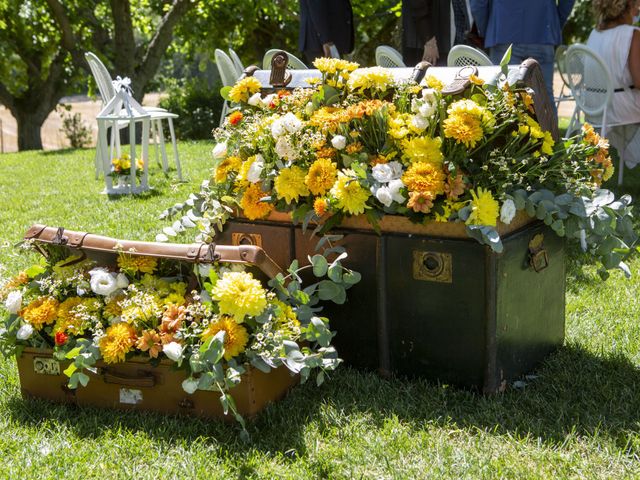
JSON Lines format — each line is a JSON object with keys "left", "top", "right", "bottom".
{"left": 262, "top": 49, "right": 308, "bottom": 70}
{"left": 375, "top": 46, "right": 406, "bottom": 68}
{"left": 564, "top": 44, "right": 620, "bottom": 182}
{"left": 215, "top": 49, "right": 241, "bottom": 126}
{"left": 554, "top": 45, "right": 575, "bottom": 109}
{"left": 228, "top": 48, "right": 245, "bottom": 77}
{"left": 85, "top": 52, "right": 182, "bottom": 180}
{"left": 447, "top": 45, "right": 493, "bottom": 67}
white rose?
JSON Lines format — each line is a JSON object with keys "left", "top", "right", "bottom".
{"left": 500, "top": 198, "right": 516, "bottom": 225}
{"left": 89, "top": 268, "right": 118, "bottom": 296}
{"left": 372, "top": 161, "right": 403, "bottom": 183}
{"left": 375, "top": 186, "right": 394, "bottom": 207}
{"left": 305, "top": 101, "right": 314, "bottom": 115}
{"left": 411, "top": 115, "right": 429, "bottom": 131}
{"left": 212, "top": 141, "right": 227, "bottom": 159}
{"left": 388, "top": 161, "right": 404, "bottom": 179}
{"left": 247, "top": 92, "right": 263, "bottom": 107}
{"left": 247, "top": 154, "right": 264, "bottom": 183}
{"left": 275, "top": 136, "right": 299, "bottom": 161}
{"left": 418, "top": 102, "right": 436, "bottom": 118}
{"left": 422, "top": 88, "right": 436, "bottom": 103}
{"left": 16, "top": 323, "right": 34, "bottom": 340}
{"left": 5, "top": 290, "right": 22, "bottom": 314}
{"left": 271, "top": 118, "right": 285, "bottom": 138}
{"left": 115, "top": 273, "right": 129, "bottom": 290}
{"left": 182, "top": 377, "right": 199, "bottom": 394}
{"left": 263, "top": 93, "right": 277, "bottom": 106}
{"left": 372, "top": 164, "right": 394, "bottom": 183}
{"left": 282, "top": 112, "right": 302, "bottom": 133}
{"left": 331, "top": 135, "right": 347, "bottom": 150}
{"left": 163, "top": 342, "right": 183, "bottom": 362}
{"left": 388, "top": 179, "right": 406, "bottom": 204}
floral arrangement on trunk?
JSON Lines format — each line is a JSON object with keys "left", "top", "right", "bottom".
{"left": 0, "top": 242, "right": 357, "bottom": 425}
{"left": 161, "top": 57, "right": 638, "bottom": 278}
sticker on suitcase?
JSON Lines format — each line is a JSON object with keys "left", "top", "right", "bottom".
{"left": 119, "top": 388, "right": 143, "bottom": 405}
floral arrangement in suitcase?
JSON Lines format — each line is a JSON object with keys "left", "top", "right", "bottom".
{"left": 163, "top": 57, "right": 637, "bottom": 278}
{"left": 0, "top": 239, "right": 357, "bottom": 425}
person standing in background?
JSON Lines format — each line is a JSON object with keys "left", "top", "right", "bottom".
{"left": 298, "top": 0, "right": 354, "bottom": 65}
{"left": 470, "top": 0, "right": 575, "bottom": 108}
{"left": 402, "top": 0, "right": 451, "bottom": 66}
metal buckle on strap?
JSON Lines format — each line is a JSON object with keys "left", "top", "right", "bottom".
{"left": 52, "top": 227, "right": 68, "bottom": 245}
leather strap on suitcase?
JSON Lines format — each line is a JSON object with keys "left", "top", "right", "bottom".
{"left": 24, "top": 224, "right": 283, "bottom": 279}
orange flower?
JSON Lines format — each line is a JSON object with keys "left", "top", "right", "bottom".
{"left": 228, "top": 111, "right": 243, "bottom": 125}
{"left": 136, "top": 329, "right": 162, "bottom": 358}
{"left": 313, "top": 197, "right": 329, "bottom": 217}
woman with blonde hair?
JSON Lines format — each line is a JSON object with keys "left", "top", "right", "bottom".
{"left": 586, "top": 0, "right": 640, "bottom": 170}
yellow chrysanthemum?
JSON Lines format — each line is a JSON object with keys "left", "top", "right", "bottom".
{"left": 117, "top": 254, "right": 157, "bottom": 275}
{"left": 19, "top": 296, "right": 59, "bottom": 330}
{"left": 443, "top": 100, "right": 495, "bottom": 148}
{"left": 423, "top": 75, "right": 444, "bottom": 91}
{"left": 305, "top": 158, "right": 338, "bottom": 195}
{"left": 274, "top": 166, "right": 310, "bottom": 204}
{"left": 0, "top": 271, "right": 28, "bottom": 301}
{"left": 272, "top": 299, "right": 301, "bottom": 337}
{"left": 212, "top": 271, "right": 267, "bottom": 322}
{"left": 347, "top": 67, "right": 394, "bottom": 94}
{"left": 104, "top": 295, "right": 124, "bottom": 319}
{"left": 201, "top": 315, "right": 249, "bottom": 360}
{"left": 313, "top": 58, "right": 359, "bottom": 74}
{"left": 443, "top": 113, "right": 484, "bottom": 148}
{"left": 214, "top": 156, "right": 242, "bottom": 183}
{"left": 55, "top": 297, "right": 100, "bottom": 335}
{"left": 228, "top": 76, "right": 262, "bottom": 103}
{"left": 402, "top": 162, "right": 446, "bottom": 198}
{"left": 99, "top": 322, "right": 137, "bottom": 364}
{"left": 330, "top": 169, "right": 371, "bottom": 215}
{"left": 235, "top": 156, "right": 255, "bottom": 189}
{"left": 466, "top": 187, "right": 499, "bottom": 227}
{"left": 401, "top": 136, "right": 444, "bottom": 165}
{"left": 240, "top": 182, "right": 274, "bottom": 220}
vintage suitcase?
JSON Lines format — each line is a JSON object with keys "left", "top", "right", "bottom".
{"left": 210, "top": 56, "right": 565, "bottom": 392}
{"left": 17, "top": 347, "right": 297, "bottom": 419}
{"left": 215, "top": 214, "right": 565, "bottom": 393}
{"left": 16, "top": 225, "right": 299, "bottom": 419}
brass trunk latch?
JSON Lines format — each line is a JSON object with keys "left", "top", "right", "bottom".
{"left": 232, "top": 232, "right": 262, "bottom": 248}
{"left": 528, "top": 233, "right": 549, "bottom": 273}
{"left": 412, "top": 251, "right": 452, "bottom": 283}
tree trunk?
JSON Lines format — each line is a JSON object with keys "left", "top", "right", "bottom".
{"left": 15, "top": 111, "right": 46, "bottom": 151}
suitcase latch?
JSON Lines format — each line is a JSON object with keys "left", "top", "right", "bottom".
{"left": 33, "top": 357, "right": 61, "bottom": 375}
{"left": 232, "top": 232, "right": 262, "bottom": 248}
{"left": 528, "top": 233, "right": 549, "bottom": 273}
{"left": 412, "top": 251, "right": 452, "bottom": 283}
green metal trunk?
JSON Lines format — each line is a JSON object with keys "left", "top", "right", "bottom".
{"left": 217, "top": 218, "right": 565, "bottom": 393}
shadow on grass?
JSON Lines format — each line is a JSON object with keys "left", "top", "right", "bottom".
{"left": 5, "top": 343, "right": 640, "bottom": 460}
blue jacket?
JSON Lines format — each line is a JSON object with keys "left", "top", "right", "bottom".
{"left": 470, "top": 0, "right": 575, "bottom": 48}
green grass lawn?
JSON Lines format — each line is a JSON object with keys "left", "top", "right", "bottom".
{"left": 0, "top": 141, "right": 640, "bottom": 479}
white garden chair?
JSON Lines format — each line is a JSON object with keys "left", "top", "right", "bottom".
{"left": 375, "top": 46, "right": 406, "bottom": 68}
{"left": 85, "top": 52, "right": 182, "bottom": 180}
{"left": 564, "top": 44, "right": 613, "bottom": 137}
{"left": 447, "top": 45, "right": 493, "bottom": 67}
{"left": 564, "top": 44, "right": 622, "bottom": 183}
{"left": 262, "top": 49, "right": 308, "bottom": 70}
{"left": 554, "top": 45, "right": 575, "bottom": 109}
{"left": 215, "top": 49, "right": 241, "bottom": 126}
{"left": 228, "top": 48, "right": 245, "bottom": 76}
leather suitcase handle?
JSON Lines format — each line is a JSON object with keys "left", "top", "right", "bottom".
{"left": 103, "top": 369, "right": 156, "bottom": 388}
{"left": 24, "top": 224, "right": 283, "bottom": 279}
